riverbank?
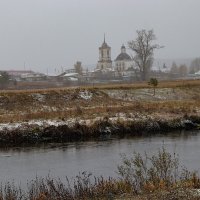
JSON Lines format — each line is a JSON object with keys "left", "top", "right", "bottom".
{"left": 0, "top": 114, "right": 199, "bottom": 146}
{"left": 0, "top": 79, "right": 200, "bottom": 145}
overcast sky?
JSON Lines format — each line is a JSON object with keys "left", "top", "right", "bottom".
{"left": 0, "top": 0, "right": 200, "bottom": 73}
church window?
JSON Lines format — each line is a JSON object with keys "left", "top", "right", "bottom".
{"left": 122, "top": 63, "right": 125, "bottom": 71}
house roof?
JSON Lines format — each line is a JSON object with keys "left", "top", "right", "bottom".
{"left": 21, "top": 73, "right": 46, "bottom": 78}
{"left": 63, "top": 73, "right": 79, "bottom": 77}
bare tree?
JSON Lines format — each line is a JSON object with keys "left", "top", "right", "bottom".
{"left": 170, "top": 62, "right": 178, "bottom": 74}
{"left": 179, "top": 64, "right": 188, "bottom": 77}
{"left": 190, "top": 58, "right": 200, "bottom": 74}
{"left": 128, "top": 29, "right": 163, "bottom": 81}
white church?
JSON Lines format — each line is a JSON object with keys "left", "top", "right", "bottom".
{"left": 95, "top": 36, "right": 134, "bottom": 79}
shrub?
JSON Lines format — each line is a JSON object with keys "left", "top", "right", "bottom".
{"left": 148, "top": 78, "right": 158, "bottom": 96}
{"left": 117, "top": 146, "right": 198, "bottom": 193}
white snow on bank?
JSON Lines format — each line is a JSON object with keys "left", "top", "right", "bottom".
{"left": 0, "top": 117, "right": 107, "bottom": 131}
{"left": 0, "top": 112, "right": 151, "bottom": 132}
{"left": 0, "top": 118, "right": 90, "bottom": 131}
{"left": 79, "top": 90, "right": 93, "bottom": 100}
{"left": 0, "top": 119, "right": 72, "bottom": 131}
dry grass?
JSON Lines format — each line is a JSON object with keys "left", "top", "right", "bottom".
{"left": 0, "top": 99, "right": 198, "bottom": 123}
{"left": 89, "top": 79, "right": 200, "bottom": 90}
{"left": 1, "top": 79, "right": 200, "bottom": 93}
{"left": 0, "top": 79, "right": 200, "bottom": 123}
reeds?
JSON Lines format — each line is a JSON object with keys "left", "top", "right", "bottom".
{"left": 0, "top": 148, "right": 200, "bottom": 199}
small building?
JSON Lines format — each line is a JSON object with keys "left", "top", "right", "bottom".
{"left": 1, "top": 70, "right": 34, "bottom": 81}
{"left": 194, "top": 70, "right": 200, "bottom": 76}
{"left": 63, "top": 72, "right": 79, "bottom": 81}
{"left": 187, "top": 70, "right": 200, "bottom": 80}
{"left": 57, "top": 70, "right": 79, "bottom": 84}
{"left": 92, "top": 68, "right": 115, "bottom": 80}
{"left": 20, "top": 72, "right": 47, "bottom": 81}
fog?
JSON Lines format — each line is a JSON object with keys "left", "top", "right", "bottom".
{"left": 0, "top": 0, "right": 200, "bottom": 73}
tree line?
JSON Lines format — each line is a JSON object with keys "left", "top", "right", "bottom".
{"left": 128, "top": 29, "right": 200, "bottom": 80}
{"left": 170, "top": 58, "right": 200, "bottom": 76}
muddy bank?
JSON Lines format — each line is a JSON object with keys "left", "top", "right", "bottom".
{"left": 0, "top": 115, "right": 199, "bottom": 146}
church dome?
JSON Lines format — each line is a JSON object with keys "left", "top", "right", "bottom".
{"left": 121, "top": 44, "right": 125, "bottom": 49}
{"left": 115, "top": 53, "right": 131, "bottom": 61}
{"left": 115, "top": 45, "right": 131, "bottom": 61}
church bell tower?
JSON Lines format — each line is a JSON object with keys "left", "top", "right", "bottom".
{"left": 97, "top": 34, "right": 112, "bottom": 70}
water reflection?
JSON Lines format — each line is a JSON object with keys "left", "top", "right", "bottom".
{"left": 0, "top": 130, "right": 200, "bottom": 186}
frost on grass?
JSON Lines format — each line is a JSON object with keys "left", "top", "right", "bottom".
{"left": 79, "top": 90, "right": 93, "bottom": 100}
{"left": 31, "top": 93, "right": 45, "bottom": 102}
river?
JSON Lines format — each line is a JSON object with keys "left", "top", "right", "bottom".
{"left": 0, "top": 130, "right": 200, "bottom": 186}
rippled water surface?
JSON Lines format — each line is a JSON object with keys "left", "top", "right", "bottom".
{"left": 0, "top": 130, "right": 200, "bottom": 185}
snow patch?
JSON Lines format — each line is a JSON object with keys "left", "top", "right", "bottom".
{"left": 79, "top": 90, "right": 93, "bottom": 100}
{"left": 31, "top": 93, "right": 45, "bottom": 102}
